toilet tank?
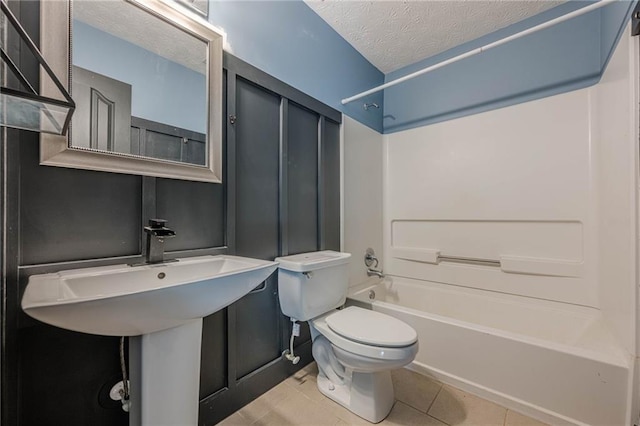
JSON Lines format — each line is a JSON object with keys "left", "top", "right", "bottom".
{"left": 275, "top": 251, "right": 351, "bottom": 321}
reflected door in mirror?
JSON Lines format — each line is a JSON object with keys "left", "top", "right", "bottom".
{"left": 72, "top": 66, "right": 132, "bottom": 153}
{"left": 72, "top": 0, "right": 208, "bottom": 165}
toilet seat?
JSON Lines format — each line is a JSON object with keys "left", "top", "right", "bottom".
{"left": 325, "top": 306, "right": 417, "bottom": 347}
{"left": 311, "top": 307, "right": 418, "bottom": 361}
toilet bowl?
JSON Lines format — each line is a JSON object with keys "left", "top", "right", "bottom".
{"left": 309, "top": 306, "right": 418, "bottom": 423}
{"left": 275, "top": 251, "right": 418, "bottom": 423}
{"left": 311, "top": 306, "right": 418, "bottom": 370}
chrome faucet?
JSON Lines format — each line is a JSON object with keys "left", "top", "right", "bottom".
{"left": 144, "top": 219, "right": 176, "bottom": 264}
{"left": 367, "top": 268, "right": 384, "bottom": 278}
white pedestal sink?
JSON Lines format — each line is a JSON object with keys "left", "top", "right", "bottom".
{"left": 22, "top": 255, "right": 278, "bottom": 426}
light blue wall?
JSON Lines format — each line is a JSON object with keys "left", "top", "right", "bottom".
{"left": 382, "top": 1, "right": 636, "bottom": 134}
{"left": 74, "top": 20, "right": 207, "bottom": 133}
{"left": 75, "top": 1, "right": 634, "bottom": 135}
{"left": 208, "top": 1, "right": 384, "bottom": 132}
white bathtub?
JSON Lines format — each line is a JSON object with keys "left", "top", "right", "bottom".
{"left": 347, "top": 277, "right": 632, "bottom": 425}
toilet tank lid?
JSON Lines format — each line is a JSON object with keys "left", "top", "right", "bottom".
{"left": 275, "top": 251, "right": 351, "bottom": 272}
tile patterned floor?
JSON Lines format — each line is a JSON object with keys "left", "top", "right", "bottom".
{"left": 217, "top": 363, "right": 548, "bottom": 426}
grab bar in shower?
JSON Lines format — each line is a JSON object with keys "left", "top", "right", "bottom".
{"left": 390, "top": 247, "right": 583, "bottom": 278}
{"left": 392, "top": 247, "right": 500, "bottom": 267}
{"left": 437, "top": 255, "right": 500, "bottom": 267}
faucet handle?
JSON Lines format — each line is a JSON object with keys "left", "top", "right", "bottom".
{"left": 145, "top": 219, "right": 175, "bottom": 237}
{"left": 148, "top": 218, "right": 168, "bottom": 228}
{"left": 364, "top": 248, "right": 379, "bottom": 268}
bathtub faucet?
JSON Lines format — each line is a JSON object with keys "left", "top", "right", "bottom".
{"left": 367, "top": 267, "right": 384, "bottom": 278}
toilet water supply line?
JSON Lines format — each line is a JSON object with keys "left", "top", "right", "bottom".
{"left": 285, "top": 318, "right": 301, "bottom": 364}
{"left": 340, "top": 0, "right": 618, "bottom": 105}
{"left": 285, "top": 321, "right": 346, "bottom": 386}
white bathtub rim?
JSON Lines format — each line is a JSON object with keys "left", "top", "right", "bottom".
{"left": 348, "top": 280, "right": 630, "bottom": 368}
{"left": 349, "top": 274, "right": 600, "bottom": 317}
{"left": 372, "top": 297, "right": 630, "bottom": 368}
{"left": 406, "top": 361, "right": 587, "bottom": 426}
{"left": 351, "top": 274, "right": 600, "bottom": 315}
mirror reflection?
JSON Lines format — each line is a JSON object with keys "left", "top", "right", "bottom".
{"left": 71, "top": 1, "right": 208, "bottom": 165}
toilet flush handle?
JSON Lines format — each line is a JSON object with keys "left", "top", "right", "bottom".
{"left": 303, "top": 271, "right": 313, "bottom": 279}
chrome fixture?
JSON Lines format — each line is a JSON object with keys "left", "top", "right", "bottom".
{"left": 144, "top": 219, "right": 176, "bottom": 264}
{"left": 0, "top": 0, "right": 75, "bottom": 134}
{"left": 364, "top": 248, "right": 384, "bottom": 278}
{"left": 437, "top": 254, "right": 500, "bottom": 267}
{"left": 364, "top": 248, "right": 378, "bottom": 267}
{"left": 367, "top": 268, "right": 384, "bottom": 278}
{"left": 363, "top": 102, "right": 379, "bottom": 111}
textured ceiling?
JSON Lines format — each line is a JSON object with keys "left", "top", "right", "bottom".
{"left": 74, "top": 1, "right": 207, "bottom": 74}
{"left": 305, "top": 0, "right": 565, "bottom": 73}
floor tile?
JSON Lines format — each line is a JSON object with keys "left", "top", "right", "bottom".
{"left": 238, "top": 381, "right": 298, "bottom": 423}
{"left": 286, "top": 365, "right": 326, "bottom": 404}
{"left": 295, "top": 375, "right": 328, "bottom": 403}
{"left": 219, "top": 363, "right": 547, "bottom": 426}
{"left": 505, "top": 410, "right": 549, "bottom": 426}
{"left": 382, "top": 401, "right": 448, "bottom": 426}
{"left": 428, "top": 385, "right": 507, "bottom": 426}
{"left": 287, "top": 364, "right": 378, "bottom": 425}
{"left": 286, "top": 362, "right": 319, "bottom": 388}
{"left": 216, "top": 411, "right": 251, "bottom": 426}
{"left": 391, "top": 368, "right": 442, "bottom": 413}
{"left": 257, "top": 389, "right": 341, "bottom": 426}
{"left": 251, "top": 409, "right": 296, "bottom": 426}
{"left": 316, "top": 397, "right": 374, "bottom": 426}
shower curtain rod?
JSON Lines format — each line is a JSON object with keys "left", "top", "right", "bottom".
{"left": 341, "top": 0, "right": 618, "bottom": 105}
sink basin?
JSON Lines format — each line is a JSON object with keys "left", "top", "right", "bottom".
{"left": 22, "top": 254, "right": 279, "bottom": 425}
{"left": 22, "top": 255, "right": 278, "bottom": 336}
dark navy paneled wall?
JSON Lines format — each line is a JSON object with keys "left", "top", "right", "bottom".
{"left": 1, "top": 3, "right": 342, "bottom": 425}
{"left": 20, "top": 138, "right": 142, "bottom": 264}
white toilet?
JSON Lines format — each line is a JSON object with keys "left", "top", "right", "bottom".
{"left": 276, "top": 250, "right": 418, "bottom": 423}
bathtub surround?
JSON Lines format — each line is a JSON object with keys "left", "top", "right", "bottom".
{"left": 342, "top": 116, "right": 384, "bottom": 288}
{"left": 341, "top": 20, "right": 639, "bottom": 426}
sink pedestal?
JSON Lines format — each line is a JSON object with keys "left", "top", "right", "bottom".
{"left": 129, "top": 319, "right": 203, "bottom": 426}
